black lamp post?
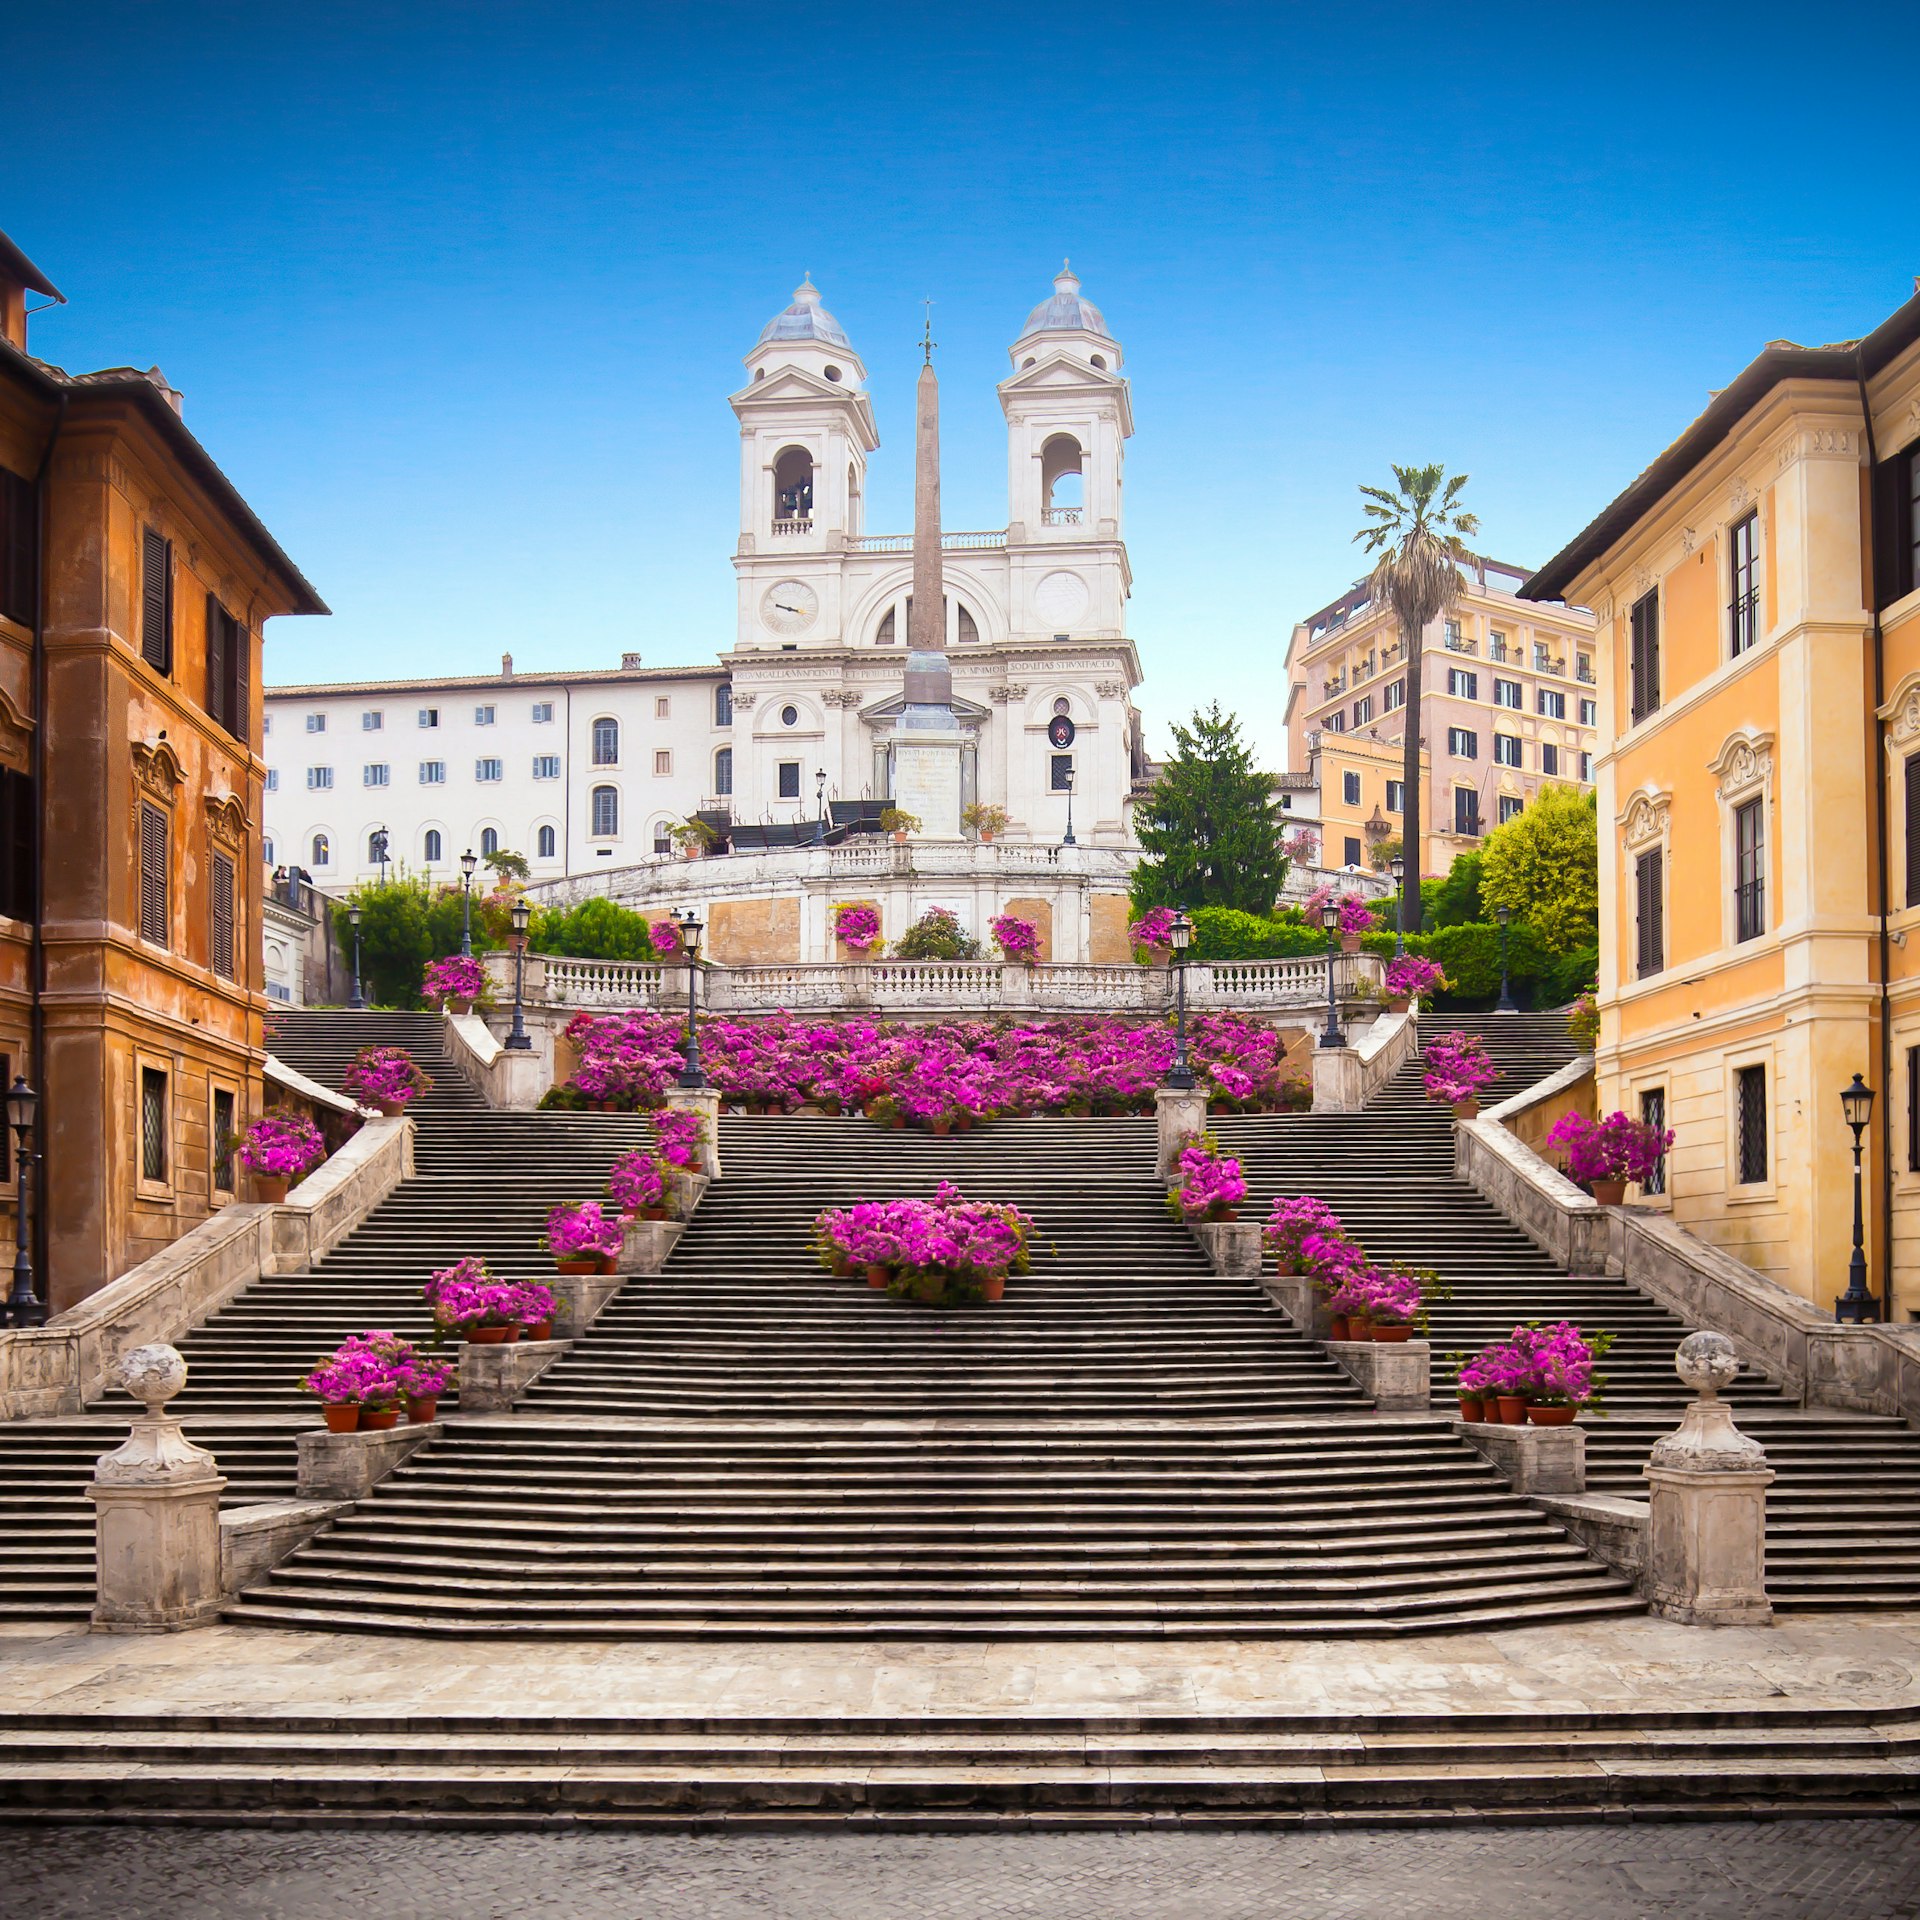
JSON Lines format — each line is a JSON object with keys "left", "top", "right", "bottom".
{"left": 1062, "top": 765, "right": 1076, "bottom": 847}
{"left": 676, "top": 908, "right": 707, "bottom": 1090}
{"left": 1495, "top": 904, "right": 1516, "bottom": 1014}
{"left": 348, "top": 903, "right": 366, "bottom": 1010}
{"left": 4, "top": 1076, "right": 43, "bottom": 1328}
{"left": 1390, "top": 853, "right": 1407, "bottom": 960}
{"left": 815, "top": 769, "right": 827, "bottom": 845}
{"left": 1836, "top": 1073, "right": 1878, "bottom": 1323}
{"left": 458, "top": 849, "right": 478, "bottom": 957}
{"left": 505, "top": 897, "right": 533, "bottom": 1051}
{"left": 1318, "top": 899, "right": 1345, "bottom": 1049}
{"left": 370, "top": 827, "right": 390, "bottom": 886}
{"left": 1165, "top": 910, "right": 1196, "bottom": 1090}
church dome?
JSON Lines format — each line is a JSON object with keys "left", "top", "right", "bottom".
{"left": 757, "top": 276, "right": 852, "bottom": 349}
{"left": 1016, "top": 263, "right": 1112, "bottom": 343}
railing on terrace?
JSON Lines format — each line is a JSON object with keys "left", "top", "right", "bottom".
{"left": 848, "top": 531, "right": 1008, "bottom": 553}
{"left": 771, "top": 518, "right": 812, "bottom": 536}
{"left": 1041, "top": 506, "right": 1083, "bottom": 527}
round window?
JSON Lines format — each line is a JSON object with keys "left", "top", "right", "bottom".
{"left": 781, "top": 704, "right": 799, "bottom": 727}
{"left": 1091, "top": 354, "right": 1107, "bottom": 370}
{"left": 824, "top": 365, "right": 842, "bottom": 383}
{"left": 1052, "top": 697, "right": 1072, "bottom": 716}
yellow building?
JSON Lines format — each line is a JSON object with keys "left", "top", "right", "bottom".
{"left": 1524, "top": 286, "right": 1920, "bottom": 1318}
{"left": 1306, "top": 730, "right": 1429, "bottom": 879}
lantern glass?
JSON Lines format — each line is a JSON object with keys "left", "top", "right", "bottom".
{"left": 1168, "top": 912, "right": 1192, "bottom": 954}
{"left": 1389, "top": 856, "right": 1405, "bottom": 882}
{"left": 1320, "top": 901, "right": 1341, "bottom": 933}
{"left": 511, "top": 898, "right": 531, "bottom": 937}
{"left": 679, "top": 911, "right": 705, "bottom": 959}
{"left": 5, "top": 1076, "right": 37, "bottom": 1138}
{"left": 1841, "top": 1074, "right": 1875, "bottom": 1133}
{"left": 460, "top": 850, "right": 478, "bottom": 881}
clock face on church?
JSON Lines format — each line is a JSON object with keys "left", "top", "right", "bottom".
{"left": 761, "top": 580, "right": 819, "bottom": 636}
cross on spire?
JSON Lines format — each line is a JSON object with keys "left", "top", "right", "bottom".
{"left": 920, "top": 297, "right": 936, "bottom": 366}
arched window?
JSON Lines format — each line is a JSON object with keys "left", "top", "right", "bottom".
{"left": 652, "top": 819, "right": 673, "bottom": 855}
{"left": 591, "top": 785, "right": 618, "bottom": 837}
{"left": 715, "top": 683, "right": 733, "bottom": 727}
{"left": 592, "top": 717, "right": 619, "bottom": 766}
{"left": 1041, "top": 433, "right": 1084, "bottom": 520}
{"left": 263, "top": 837, "right": 274, "bottom": 867}
{"left": 424, "top": 829, "right": 442, "bottom": 864}
{"left": 875, "top": 607, "right": 896, "bottom": 646}
{"left": 957, "top": 603, "right": 980, "bottom": 645}
{"left": 714, "top": 746, "right": 733, "bottom": 797}
{"left": 773, "top": 445, "right": 814, "bottom": 524}
{"left": 536, "top": 824, "right": 556, "bottom": 859}
{"left": 480, "top": 827, "right": 499, "bottom": 857}
{"left": 368, "top": 830, "right": 387, "bottom": 864}
{"left": 310, "top": 832, "right": 330, "bottom": 867}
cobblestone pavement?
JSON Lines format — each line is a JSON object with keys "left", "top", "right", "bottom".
{"left": 4, "top": 1822, "right": 1920, "bottom": 1920}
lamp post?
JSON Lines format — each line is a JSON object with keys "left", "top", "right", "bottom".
{"left": 1062, "top": 764, "right": 1076, "bottom": 847}
{"left": 1390, "top": 853, "right": 1407, "bottom": 960}
{"left": 4, "top": 1076, "right": 43, "bottom": 1328}
{"left": 815, "top": 769, "right": 827, "bottom": 845}
{"left": 370, "top": 827, "right": 390, "bottom": 886}
{"left": 1494, "top": 904, "right": 1516, "bottom": 1014}
{"left": 1835, "top": 1074, "right": 1878, "bottom": 1323}
{"left": 347, "top": 903, "right": 366, "bottom": 1010}
{"left": 1165, "top": 910, "right": 1196, "bottom": 1090}
{"left": 505, "top": 897, "right": 533, "bottom": 1051}
{"left": 458, "top": 848, "right": 478, "bottom": 957}
{"left": 676, "top": 907, "right": 707, "bottom": 1089}
{"left": 1318, "top": 899, "right": 1345, "bottom": 1049}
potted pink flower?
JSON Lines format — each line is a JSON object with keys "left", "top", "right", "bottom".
{"left": 607, "top": 1147, "right": 671, "bottom": 1221}
{"left": 422, "top": 953, "right": 485, "bottom": 1014}
{"left": 1128, "top": 907, "right": 1177, "bottom": 967}
{"left": 1382, "top": 954, "right": 1448, "bottom": 1012}
{"left": 424, "top": 1259, "right": 541, "bottom": 1345}
{"left": 990, "top": 914, "right": 1041, "bottom": 965}
{"left": 1422, "top": 1031, "right": 1497, "bottom": 1117}
{"left": 648, "top": 918, "right": 685, "bottom": 957}
{"left": 239, "top": 1108, "right": 326, "bottom": 1204}
{"left": 1545, "top": 1110, "right": 1673, "bottom": 1206}
{"left": 1261, "top": 1194, "right": 1345, "bottom": 1275}
{"left": 343, "top": 1045, "right": 431, "bottom": 1116}
{"left": 1336, "top": 894, "right": 1375, "bottom": 954}
{"left": 1167, "top": 1133, "right": 1248, "bottom": 1223}
{"left": 834, "top": 902, "right": 884, "bottom": 954}
{"left": 545, "top": 1199, "right": 623, "bottom": 1275}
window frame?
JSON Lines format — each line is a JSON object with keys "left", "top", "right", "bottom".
{"left": 137, "top": 800, "right": 170, "bottom": 949}
{"left": 475, "top": 758, "right": 504, "bottom": 784}
{"left": 140, "top": 526, "right": 173, "bottom": 677}
{"left": 210, "top": 848, "right": 237, "bottom": 982}
{"left": 777, "top": 760, "right": 802, "bottom": 800}
{"left": 1447, "top": 726, "right": 1478, "bottom": 759}
{"left": 592, "top": 717, "right": 620, "bottom": 767}
{"left": 210, "top": 1084, "right": 237, "bottom": 1199}
{"left": 136, "top": 1059, "right": 171, "bottom": 1196}
{"left": 1731, "top": 1059, "right": 1772, "bottom": 1193}
{"left": 590, "top": 784, "right": 619, "bottom": 838}
{"left": 1342, "top": 770, "right": 1361, "bottom": 807}
{"left": 1638, "top": 1086, "right": 1669, "bottom": 1200}
{"left": 1493, "top": 732, "right": 1522, "bottom": 769}
{"left": 1734, "top": 794, "right": 1765, "bottom": 943}
{"left": 1634, "top": 845, "right": 1665, "bottom": 979}
{"left": 1629, "top": 588, "right": 1661, "bottom": 725}
{"left": 1492, "top": 677, "right": 1522, "bottom": 711}
{"left": 419, "top": 760, "right": 446, "bottom": 785}
{"left": 1729, "top": 509, "right": 1761, "bottom": 656}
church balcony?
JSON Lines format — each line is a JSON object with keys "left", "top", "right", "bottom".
{"left": 771, "top": 517, "right": 813, "bottom": 536}
{"left": 848, "top": 531, "right": 1008, "bottom": 553}
{"left": 1042, "top": 506, "right": 1083, "bottom": 527}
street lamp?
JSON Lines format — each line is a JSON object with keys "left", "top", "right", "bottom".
{"left": 370, "top": 827, "right": 390, "bottom": 886}
{"left": 505, "top": 897, "right": 533, "bottom": 1051}
{"left": 1836, "top": 1074, "right": 1878, "bottom": 1323}
{"left": 1494, "top": 904, "right": 1517, "bottom": 1014}
{"left": 1389, "top": 853, "right": 1407, "bottom": 959}
{"left": 1165, "top": 910, "right": 1196, "bottom": 1091}
{"left": 458, "top": 849, "right": 478, "bottom": 957}
{"left": 676, "top": 907, "right": 707, "bottom": 1089}
{"left": 1318, "top": 898, "right": 1345, "bottom": 1049}
{"left": 815, "top": 769, "right": 827, "bottom": 845}
{"left": 4, "top": 1076, "right": 43, "bottom": 1328}
{"left": 347, "top": 902, "right": 366, "bottom": 1010}
{"left": 1062, "top": 764, "right": 1076, "bottom": 847}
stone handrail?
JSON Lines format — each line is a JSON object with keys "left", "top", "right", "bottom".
{"left": 443, "top": 1008, "right": 551, "bottom": 1110}
{"left": 1311, "top": 1006, "right": 1417, "bottom": 1112}
{"left": 0, "top": 1117, "right": 414, "bottom": 1419}
{"left": 1456, "top": 1100, "right": 1920, "bottom": 1421}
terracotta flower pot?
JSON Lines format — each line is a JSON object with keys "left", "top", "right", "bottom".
{"left": 1348, "top": 1315, "right": 1373, "bottom": 1342}
{"left": 555, "top": 1257, "right": 600, "bottom": 1275}
{"left": 1527, "top": 1402, "right": 1579, "bottom": 1426}
{"left": 981, "top": 1274, "right": 1006, "bottom": 1304}
{"left": 361, "top": 1407, "right": 400, "bottom": 1431}
{"left": 598, "top": 1254, "right": 618, "bottom": 1275}
{"left": 1329, "top": 1314, "right": 1350, "bottom": 1341}
{"left": 866, "top": 1264, "right": 892, "bottom": 1289}
{"left": 406, "top": 1396, "right": 439, "bottom": 1424}
{"left": 1452, "top": 1098, "right": 1481, "bottom": 1120}
{"left": 503, "top": 1323, "right": 522, "bottom": 1344}
{"left": 377, "top": 1099, "right": 406, "bottom": 1118}
{"left": 639, "top": 1205, "right": 668, "bottom": 1222}
{"left": 1387, "top": 994, "right": 1410, "bottom": 1014}
{"left": 448, "top": 997, "right": 473, "bottom": 1016}
{"left": 527, "top": 1319, "right": 553, "bottom": 1343}
{"left": 466, "top": 1325, "right": 510, "bottom": 1345}
{"left": 1371, "top": 1321, "right": 1413, "bottom": 1344}
{"left": 1590, "top": 1178, "right": 1627, "bottom": 1206}
{"left": 322, "top": 1403, "right": 361, "bottom": 1433}
{"left": 254, "top": 1173, "right": 290, "bottom": 1205}
{"left": 1495, "top": 1394, "right": 1527, "bottom": 1424}
{"left": 1457, "top": 1395, "right": 1484, "bottom": 1423}
{"left": 930, "top": 1119, "right": 952, "bottom": 1136}
{"left": 1340, "top": 931, "right": 1362, "bottom": 954}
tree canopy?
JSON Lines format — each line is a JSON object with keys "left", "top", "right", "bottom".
{"left": 1478, "top": 784, "right": 1599, "bottom": 954}
{"left": 1130, "top": 703, "right": 1287, "bottom": 914}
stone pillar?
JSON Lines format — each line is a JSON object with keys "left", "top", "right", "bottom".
{"left": 458, "top": 1337, "right": 571, "bottom": 1413}
{"left": 1455, "top": 1418, "right": 1585, "bottom": 1494}
{"left": 1643, "top": 1331, "right": 1774, "bottom": 1626}
{"left": 663, "top": 1086, "right": 723, "bottom": 1178}
{"left": 1328, "top": 1338, "right": 1430, "bottom": 1412}
{"left": 296, "top": 1422, "right": 441, "bottom": 1501}
{"left": 619, "top": 1218, "right": 684, "bottom": 1273}
{"left": 1188, "top": 1221, "right": 1261, "bottom": 1275}
{"left": 1154, "top": 1086, "right": 1208, "bottom": 1182}
{"left": 88, "top": 1345, "right": 227, "bottom": 1632}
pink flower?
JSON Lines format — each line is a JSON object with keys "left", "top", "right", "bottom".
{"left": 239, "top": 1110, "right": 325, "bottom": 1180}
{"left": 1546, "top": 1110, "right": 1672, "bottom": 1186}
{"left": 422, "top": 955, "right": 484, "bottom": 1003}
{"left": 343, "top": 1046, "right": 431, "bottom": 1108}
{"left": 544, "top": 1200, "right": 623, "bottom": 1260}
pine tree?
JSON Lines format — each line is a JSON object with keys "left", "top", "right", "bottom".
{"left": 1131, "top": 703, "right": 1287, "bottom": 913}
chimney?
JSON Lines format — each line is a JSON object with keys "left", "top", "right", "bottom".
{"left": 501, "top": 652, "right": 513, "bottom": 676}
{"left": 145, "top": 367, "right": 184, "bottom": 417}
{"left": 622, "top": 651, "right": 643, "bottom": 670}
{"left": 0, "top": 227, "right": 64, "bottom": 354}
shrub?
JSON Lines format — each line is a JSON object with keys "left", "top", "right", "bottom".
{"left": 893, "top": 907, "right": 981, "bottom": 961}
{"left": 1186, "top": 906, "right": 1326, "bottom": 962}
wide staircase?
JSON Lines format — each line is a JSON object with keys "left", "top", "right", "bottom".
{"left": 226, "top": 1111, "right": 1641, "bottom": 1638}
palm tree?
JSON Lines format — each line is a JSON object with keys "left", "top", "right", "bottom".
{"left": 1353, "top": 464, "right": 1479, "bottom": 935}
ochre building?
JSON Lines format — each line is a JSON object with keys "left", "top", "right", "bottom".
{"left": 1525, "top": 285, "right": 1920, "bottom": 1318}
{"left": 0, "top": 228, "right": 324, "bottom": 1311}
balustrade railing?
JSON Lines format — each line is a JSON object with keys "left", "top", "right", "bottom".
{"left": 1041, "top": 506, "right": 1083, "bottom": 527}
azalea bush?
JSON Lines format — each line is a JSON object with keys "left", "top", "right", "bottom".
{"left": 1566, "top": 990, "right": 1600, "bottom": 1051}
{"left": 990, "top": 914, "right": 1041, "bottom": 963}
{"left": 1337, "top": 894, "right": 1376, "bottom": 936}
{"left": 813, "top": 1182, "right": 1036, "bottom": 1305}
{"left": 239, "top": 1109, "right": 326, "bottom": 1181}
{"left": 1422, "top": 1031, "right": 1497, "bottom": 1106}
{"left": 1384, "top": 954, "right": 1448, "bottom": 1001}
{"left": 1545, "top": 1110, "right": 1672, "bottom": 1187}
{"left": 301, "top": 1331, "right": 451, "bottom": 1408}
{"left": 1297, "top": 1231, "right": 1368, "bottom": 1295}
{"left": 343, "top": 1046, "right": 431, "bottom": 1109}
{"left": 1262, "top": 1195, "right": 1345, "bottom": 1274}
{"left": 422, "top": 954, "right": 485, "bottom": 1005}
{"left": 1128, "top": 906, "right": 1177, "bottom": 958}
{"left": 833, "top": 903, "right": 883, "bottom": 953}
{"left": 653, "top": 1107, "right": 706, "bottom": 1168}
{"left": 607, "top": 1149, "right": 668, "bottom": 1214}
{"left": 1460, "top": 1321, "right": 1613, "bottom": 1410}
{"left": 423, "top": 1258, "right": 554, "bottom": 1333}
{"left": 544, "top": 1199, "right": 624, "bottom": 1261}
{"left": 1168, "top": 1132, "right": 1247, "bottom": 1222}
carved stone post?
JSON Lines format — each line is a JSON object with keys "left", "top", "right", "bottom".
{"left": 1643, "top": 1331, "right": 1774, "bottom": 1626}
{"left": 662, "top": 1086, "right": 723, "bottom": 1179}
{"left": 1154, "top": 1086, "right": 1208, "bottom": 1183}
{"left": 88, "top": 1345, "right": 227, "bottom": 1632}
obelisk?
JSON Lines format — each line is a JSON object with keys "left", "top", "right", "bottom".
{"left": 892, "top": 310, "right": 965, "bottom": 835}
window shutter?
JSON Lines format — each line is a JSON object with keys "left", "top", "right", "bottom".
{"left": 140, "top": 529, "right": 172, "bottom": 674}
{"left": 0, "top": 467, "right": 34, "bottom": 629}
{"left": 1905, "top": 755, "right": 1920, "bottom": 908}
{"left": 1636, "top": 848, "right": 1664, "bottom": 977}
{"left": 139, "top": 802, "right": 169, "bottom": 947}
{"left": 231, "top": 616, "right": 250, "bottom": 746}
{"left": 211, "top": 852, "right": 235, "bottom": 980}
{"left": 205, "top": 594, "right": 228, "bottom": 727}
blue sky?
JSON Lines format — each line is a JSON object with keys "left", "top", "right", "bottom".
{"left": 4, "top": 1, "right": 1915, "bottom": 765}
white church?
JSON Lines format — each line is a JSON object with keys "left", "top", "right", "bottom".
{"left": 263, "top": 267, "right": 1157, "bottom": 963}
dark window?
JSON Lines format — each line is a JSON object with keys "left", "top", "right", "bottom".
{"left": 138, "top": 802, "right": 168, "bottom": 947}
{"left": 1498, "top": 794, "right": 1524, "bottom": 824}
{"left": 1386, "top": 779, "right": 1404, "bottom": 813}
{"left": 1541, "top": 743, "right": 1560, "bottom": 777}
{"left": 1730, "top": 511, "right": 1760, "bottom": 655}
{"left": 1629, "top": 589, "right": 1660, "bottom": 724}
{"left": 1453, "top": 788, "right": 1479, "bottom": 837}
{"left": 204, "top": 596, "right": 249, "bottom": 744}
{"left": 1538, "top": 688, "right": 1566, "bottom": 720}
{"left": 1640, "top": 1088, "right": 1667, "bottom": 1195}
{"left": 1635, "top": 847, "right": 1664, "bottom": 978}
{"left": 715, "top": 684, "right": 733, "bottom": 727}
{"left": 1342, "top": 770, "right": 1360, "bottom": 806}
{"left": 424, "top": 829, "right": 442, "bottom": 863}
{"left": 1384, "top": 680, "right": 1404, "bottom": 712}
{"left": 212, "top": 1088, "right": 235, "bottom": 1193}
{"left": 1871, "top": 443, "right": 1920, "bottom": 610}
{"left": 1343, "top": 836, "right": 1361, "bottom": 866}
{"left": 535, "top": 825, "right": 554, "bottom": 859}
{"left": 591, "top": 786, "right": 618, "bottom": 836}
{"left": 0, "top": 766, "right": 35, "bottom": 923}
{"left": 210, "top": 851, "right": 236, "bottom": 980}
{"left": 592, "top": 718, "right": 619, "bottom": 765}
{"left": 1735, "top": 1064, "right": 1768, "bottom": 1185}
{"left": 140, "top": 1066, "right": 168, "bottom": 1183}
{"left": 140, "top": 527, "right": 173, "bottom": 676}
{"left": 1905, "top": 754, "right": 1920, "bottom": 907}
{"left": 1050, "top": 754, "right": 1074, "bottom": 792}
{"left": 0, "top": 465, "right": 35, "bottom": 629}
{"left": 713, "top": 747, "right": 733, "bottom": 796}
{"left": 777, "top": 761, "right": 801, "bottom": 800}
{"left": 1734, "top": 796, "right": 1765, "bottom": 942}
{"left": 1494, "top": 734, "right": 1522, "bottom": 768}
{"left": 1447, "top": 668, "right": 1477, "bottom": 700}
{"left": 1493, "top": 678, "right": 1521, "bottom": 710}
{"left": 1448, "top": 727, "right": 1478, "bottom": 758}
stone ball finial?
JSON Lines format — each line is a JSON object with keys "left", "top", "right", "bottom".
{"left": 115, "top": 1344, "right": 187, "bottom": 1416}
{"left": 1675, "top": 1330, "right": 1740, "bottom": 1399}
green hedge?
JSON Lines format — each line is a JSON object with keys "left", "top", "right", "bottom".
{"left": 1357, "top": 919, "right": 1579, "bottom": 1009}
{"left": 1187, "top": 906, "right": 1328, "bottom": 961}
